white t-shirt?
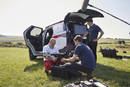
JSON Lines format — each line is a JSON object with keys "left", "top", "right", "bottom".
{"left": 43, "top": 45, "right": 59, "bottom": 61}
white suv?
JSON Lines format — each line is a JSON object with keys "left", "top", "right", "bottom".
{"left": 23, "top": 9, "right": 104, "bottom": 60}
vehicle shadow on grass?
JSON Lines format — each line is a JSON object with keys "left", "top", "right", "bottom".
{"left": 24, "top": 58, "right": 44, "bottom": 72}
{"left": 94, "top": 63, "right": 130, "bottom": 87}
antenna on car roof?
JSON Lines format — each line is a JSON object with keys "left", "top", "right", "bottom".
{"left": 88, "top": 4, "right": 130, "bottom": 26}
{"left": 81, "top": 0, "right": 90, "bottom": 12}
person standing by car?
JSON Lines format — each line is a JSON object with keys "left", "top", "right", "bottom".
{"left": 84, "top": 18, "right": 104, "bottom": 62}
{"left": 43, "top": 38, "right": 64, "bottom": 74}
{"left": 61, "top": 35, "right": 96, "bottom": 80}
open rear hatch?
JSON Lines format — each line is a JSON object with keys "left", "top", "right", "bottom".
{"left": 64, "top": 9, "right": 104, "bottom": 24}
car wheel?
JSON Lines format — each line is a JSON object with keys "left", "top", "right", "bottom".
{"left": 29, "top": 49, "right": 36, "bottom": 60}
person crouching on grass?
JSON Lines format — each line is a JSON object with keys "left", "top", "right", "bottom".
{"left": 61, "top": 35, "right": 96, "bottom": 80}
{"left": 43, "top": 38, "right": 64, "bottom": 75}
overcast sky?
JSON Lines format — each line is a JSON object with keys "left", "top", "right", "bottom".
{"left": 0, "top": 0, "right": 130, "bottom": 39}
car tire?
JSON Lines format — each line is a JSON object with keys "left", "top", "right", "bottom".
{"left": 29, "top": 49, "right": 36, "bottom": 60}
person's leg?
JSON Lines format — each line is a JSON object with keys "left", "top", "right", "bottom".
{"left": 86, "top": 70, "right": 93, "bottom": 80}
{"left": 62, "top": 63, "right": 83, "bottom": 77}
{"left": 63, "top": 62, "right": 94, "bottom": 80}
{"left": 88, "top": 42, "right": 97, "bottom": 62}
{"left": 73, "top": 62, "right": 94, "bottom": 80}
{"left": 79, "top": 67, "right": 94, "bottom": 80}
{"left": 67, "top": 62, "right": 93, "bottom": 79}
{"left": 44, "top": 60, "right": 55, "bottom": 74}
{"left": 92, "top": 43, "right": 97, "bottom": 62}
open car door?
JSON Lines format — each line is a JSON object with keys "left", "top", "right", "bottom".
{"left": 64, "top": 9, "right": 104, "bottom": 24}
{"left": 23, "top": 25, "right": 43, "bottom": 60}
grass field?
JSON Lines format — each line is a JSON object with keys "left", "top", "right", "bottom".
{"left": 0, "top": 41, "right": 130, "bottom": 87}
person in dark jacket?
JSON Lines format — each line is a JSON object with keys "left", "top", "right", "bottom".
{"left": 84, "top": 18, "right": 104, "bottom": 62}
{"left": 62, "top": 35, "right": 96, "bottom": 80}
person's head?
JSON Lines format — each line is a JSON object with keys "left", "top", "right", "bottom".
{"left": 73, "top": 35, "right": 83, "bottom": 46}
{"left": 49, "top": 38, "right": 56, "bottom": 48}
{"left": 86, "top": 18, "right": 93, "bottom": 27}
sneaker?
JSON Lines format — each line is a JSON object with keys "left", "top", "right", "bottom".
{"left": 86, "top": 76, "right": 93, "bottom": 81}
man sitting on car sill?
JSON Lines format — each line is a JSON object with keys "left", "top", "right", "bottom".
{"left": 43, "top": 38, "right": 64, "bottom": 75}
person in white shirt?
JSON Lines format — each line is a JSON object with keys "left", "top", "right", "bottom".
{"left": 43, "top": 38, "right": 64, "bottom": 74}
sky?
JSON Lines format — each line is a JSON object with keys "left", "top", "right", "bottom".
{"left": 0, "top": 0, "right": 130, "bottom": 39}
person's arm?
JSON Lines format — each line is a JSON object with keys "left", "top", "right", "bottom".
{"left": 83, "top": 31, "right": 89, "bottom": 37}
{"left": 45, "top": 56, "right": 57, "bottom": 61}
{"left": 83, "top": 25, "right": 89, "bottom": 37}
{"left": 61, "top": 46, "right": 81, "bottom": 63}
{"left": 97, "top": 30, "right": 104, "bottom": 40}
{"left": 61, "top": 55, "right": 79, "bottom": 63}
{"left": 93, "top": 30, "right": 104, "bottom": 42}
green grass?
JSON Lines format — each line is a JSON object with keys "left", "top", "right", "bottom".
{"left": 0, "top": 48, "right": 71, "bottom": 87}
{"left": 0, "top": 46, "right": 130, "bottom": 87}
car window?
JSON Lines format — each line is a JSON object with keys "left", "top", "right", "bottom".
{"left": 74, "top": 24, "right": 87, "bottom": 35}
{"left": 30, "top": 27, "right": 42, "bottom": 36}
{"left": 53, "top": 22, "right": 66, "bottom": 36}
{"left": 51, "top": 22, "right": 67, "bottom": 50}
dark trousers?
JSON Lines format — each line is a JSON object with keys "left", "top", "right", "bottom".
{"left": 87, "top": 41, "right": 97, "bottom": 62}
{"left": 63, "top": 62, "right": 93, "bottom": 79}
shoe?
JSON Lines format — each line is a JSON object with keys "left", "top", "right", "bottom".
{"left": 86, "top": 71, "right": 93, "bottom": 81}
{"left": 86, "top": 76, "right": 93, "bottom": 81}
